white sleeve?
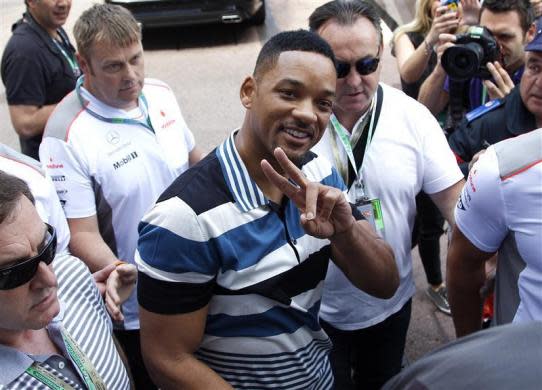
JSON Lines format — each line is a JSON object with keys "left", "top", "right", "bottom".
{"left": 39, "top": 137, "right": 97, "bottom": 219}
{"left": 419, "top": 111, "right": 463, "bottom": 194}
{"left": 454, "top": 147, "right": 507, "bottom": 252}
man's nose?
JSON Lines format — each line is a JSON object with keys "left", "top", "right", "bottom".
{"left": 30, "top": 261, "right": 57, "bottom": 290}
{"left": 345, "top": 67, "right": 362, "bottom": 88}
{"left": 293, "top": 99, "right": 318, "bottom": 124}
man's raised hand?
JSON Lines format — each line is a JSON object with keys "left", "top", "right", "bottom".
{"left": 260, "top": 148, "right": 355, "bottom": 239}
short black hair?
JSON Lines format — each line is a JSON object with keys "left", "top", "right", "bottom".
{"left": 0, "top": 171, "right": 34, "bottom": 224}
{"left": 253, "top": 29, "right": 336, "bottom": 80}
{"left": 309, "top": 0, "right": 383, "bottom": 45}
{"left": 481, "top": 0, "right": 534, "bottom": 33}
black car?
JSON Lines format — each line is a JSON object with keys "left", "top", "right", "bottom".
{"left": 106, "top": 0, "right": 266, "bottom": 28}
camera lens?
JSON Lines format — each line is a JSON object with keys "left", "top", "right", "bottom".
{"left": 442, "top": 43, "right": 484, "bottom": 81}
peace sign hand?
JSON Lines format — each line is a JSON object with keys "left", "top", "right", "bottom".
{"left": 261, "top": 148, "right": 355, "bottom": 239}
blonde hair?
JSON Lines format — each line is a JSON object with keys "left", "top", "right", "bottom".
{"left": 392, "top": 0, "right": 435, "bottom": 43}
{"left": 74, "top": 4, "right": 141, "bottom": 61}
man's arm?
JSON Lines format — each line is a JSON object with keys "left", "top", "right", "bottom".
{"left": 418, "top": 33, "right": 456, "bottom": 114}
{"left": 8, "top": 104, "right": 56, "bottom": 138}
{"left": 330, "top": 219, "right": 398, "bottom": 298}
{"left": 429, "top": 179, "right": 464, "bottom": 228}
{"left": 261, "top": 148, "right": 399, "bottom": 299}
{"left": 447, "top": 225, "right": 494, "bottom": 337}
{"left": 188, "top": 145, "right": 206, "bottom": 166}
{"left": 140, "top": 306, "right": 233, "bottom": 390}
{"left": 68, "top": 215, "right": 119, "bottom": 272}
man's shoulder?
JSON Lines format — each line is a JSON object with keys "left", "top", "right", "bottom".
{"left": 493, "top": 129, "right": 542, "bottom": 180}
{"left": 43, "top": 91, "right": 86, "bottom": 142}
{"left": 3, "top": 21, "right": 45, "bottom": 56}
{"left": 158, "top": 150, "right": 233, "bottom": 215}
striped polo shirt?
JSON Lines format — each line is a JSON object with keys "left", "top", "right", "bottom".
{"left": 137, "top": 131, "right": 347, "bottom": 389}
{"left": 0, "top": 254, "right": 130, "bottom": 389}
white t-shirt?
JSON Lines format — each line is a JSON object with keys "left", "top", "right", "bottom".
{"left": 313, "top": 83, "right": 463, "bottom": 330}
{"left": 455, "top": 129, "right": 542, "bottom": 325}
{"left": 0, "top": 144, "right": 70, "bottom": 254}
{"left": 40, "top": 78, "right": 196, "bottom": 330}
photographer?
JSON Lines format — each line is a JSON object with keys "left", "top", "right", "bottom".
{"left": 418, "top": 0, "right": 535, "bottom": 119}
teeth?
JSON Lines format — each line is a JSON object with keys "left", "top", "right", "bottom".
{"left": 285, "top": 128, "right": 308, "bottom": 138}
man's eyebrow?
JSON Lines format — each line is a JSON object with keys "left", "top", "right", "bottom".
{"left": 277, "top": 78, "right": 336, "bottom": 97}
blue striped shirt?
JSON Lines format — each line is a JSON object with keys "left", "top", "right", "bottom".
{"left": 137, "top": 131, "right": 347, "bottom": 389}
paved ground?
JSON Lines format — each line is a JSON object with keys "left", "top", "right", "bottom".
{"left": 0, "top": 0, "right": 455, "bottom": 364}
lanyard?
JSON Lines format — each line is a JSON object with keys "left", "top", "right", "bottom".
{"left": 481, "top": 84, "right": 488, "bottom": 106}
{"left": 75, "top": 76, "right": 154, "bottom": 132}
{"left": 329, "top": 95, "right": 377, "bottom": 188}
{"left": 52, "top": 38, "right": 80, "bottom": 75}
{"left": 25, "top": 327, "right": 106, "bottom": 390}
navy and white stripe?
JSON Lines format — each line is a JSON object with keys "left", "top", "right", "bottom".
{"left": 0, "top": 254, "right": 130, "bottom": 389}
{"left": 137, "top": 131, "right": 346, "bottom": 388}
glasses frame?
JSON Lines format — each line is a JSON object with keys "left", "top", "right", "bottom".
{"left": 0, "top": 223, "right": 57, "bottom": 290}
{"left": 336, "top": 48, "right": 382, "bottom": 78}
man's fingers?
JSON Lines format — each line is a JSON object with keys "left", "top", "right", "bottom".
{"left": 92, "top": 263, "right": 116, "bottom": 283}
{"left": 261, "top": 159, "right": 303, "bottom": 205}
{"left": 304, "top": 182, "right": 319, "bottom": 220}
{"left": 483, "top": 79, "right": 503, "bottom": 99}
{"left": 318, "top": 188, "right": 340, "bottom": 222}
{"left": 273, "top": 148, "right": 308, "bottom": 189}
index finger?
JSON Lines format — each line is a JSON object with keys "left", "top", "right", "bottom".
{"left": 261, "top": 159, "right": 304, "bottom": 205}
{"left": 273, "top": 147, "right": 309, "bottom": 189}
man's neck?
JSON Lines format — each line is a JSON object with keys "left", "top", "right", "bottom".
{"left": 333, "top": 107, "right": 368, "bottom": 133}
{"left": 234, "top": 126, "right": 283, "bottom": 204}
{"left": 27, "top": 11, "right": 59, "bottom": 39}
{"left": 0, "top": 328, "right": 60, "bottom": 355}
{"left": 536, "top": 116, "right": 542, "bottom": 129}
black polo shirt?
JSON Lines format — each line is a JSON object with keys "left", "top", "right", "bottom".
{"left": 1, "top": 13, "right": 79, "bottom": 160}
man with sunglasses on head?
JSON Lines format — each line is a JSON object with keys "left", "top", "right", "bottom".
{"left": 0, "top": 171, "right": 131, "bottom": 389}
{"left": 309, "top": 1, "right": 464, "bottom": 389}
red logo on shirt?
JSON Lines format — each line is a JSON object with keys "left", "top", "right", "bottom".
{"left": 160, "top": 110, "right": 166, "bottom": 117}
{"left": 161, "top": 119, "right": 176, "bottom": 129}
{"left": 46, "top": 157, "right": 63, "bottom": 169}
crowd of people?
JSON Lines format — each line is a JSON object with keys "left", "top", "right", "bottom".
{"left": 0, "top": 0, "right": 540, "bottom": 389}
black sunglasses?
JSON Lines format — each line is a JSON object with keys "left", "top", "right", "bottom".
{"left": 336, "top": 55, "right": 380, "bottom": 78}
{"left": 0, "top": 223, "right": 57, "bottom": 290}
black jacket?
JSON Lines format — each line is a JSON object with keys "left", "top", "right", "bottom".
{"left": 448, "top": 85, "right": 537, "bottom": 177}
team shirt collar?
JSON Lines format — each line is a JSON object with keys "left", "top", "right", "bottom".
{"left": 216, "top": 130, "right": 267, "bottom": 212}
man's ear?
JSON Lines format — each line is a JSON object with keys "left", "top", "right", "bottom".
{"left": 240, "top": 76, "right": 256, "bottom": 109}
{"left": 76, "top": 53, "right": 90, "bottom": 76}
{"left": 26, "top": 0, "right": 38, "bottom": 11}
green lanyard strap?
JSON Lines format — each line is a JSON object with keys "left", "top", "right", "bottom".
{"left": 329, "top": 94, "right": 378, "bottom": 189}
{"left": 25, "top": 327, "right": 106, "bottom": 390}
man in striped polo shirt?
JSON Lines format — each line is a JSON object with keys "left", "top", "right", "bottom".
{"left": 0, "top": 172, "right": 131, "bottom": 389}
{"left": 136, "top": 30, "right": 399, "bottom": 389}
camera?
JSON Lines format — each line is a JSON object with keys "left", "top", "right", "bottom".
{"left": 441, "top": 26, "right": 500, "bottom": 81}
{"left": 440, "top": 0, "right": 459, "bottom": 13}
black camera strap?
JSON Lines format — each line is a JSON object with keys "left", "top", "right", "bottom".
{"left": 448, "top": 79, "right": 467, "bottom": 132}
{"left": 347, "top": 85, "right": 384, "bottom": 188}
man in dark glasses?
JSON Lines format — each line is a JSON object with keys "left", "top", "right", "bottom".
{"left": 309, "top": 1, "right": 465, "bottom": 389}
{"left": 0, "top": 171, "right": 131, "bottom": 389}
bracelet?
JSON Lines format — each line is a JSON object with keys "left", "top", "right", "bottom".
{"left": 423, "top": 39, "right": 433, "bottom": 55}
{"left": 113, "top": 260, "right": 128, "bottom": 267}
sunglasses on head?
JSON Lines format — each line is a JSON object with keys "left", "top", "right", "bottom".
{"left": 336, "top": 54, "right": 381, "bottom": 78}
{"left": 0, "top": 223, "right": 57, "bottom": 290}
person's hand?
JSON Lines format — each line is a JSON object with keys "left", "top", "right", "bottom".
{"left": 426, "top": 6, "right": 461, "bottom": 46}
{"left": 105, "top": 263, "right": 137, "bottom": 322}
{"left": 531, "top": 0, "right": 542, "bottom": 18}
{"left": 261, "top": 148, "right": 355, "bottom": 239}
{"left": 435, "top": 33, "right": 457, "bottom": 65}
{"left": 461, "top": 0, "right": 481, "bottom": 26}
{"left": 93, "top": 262, "right": 137, "bottom": 322}
{"left": 468, "top": 149, "right": 487, "bottom": 171}
{"left": 482, "top": 61, "right": 515, "bottom": 100}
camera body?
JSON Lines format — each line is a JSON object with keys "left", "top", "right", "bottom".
{"left": 441, "top": 26, "right": 500, "bottom": 81}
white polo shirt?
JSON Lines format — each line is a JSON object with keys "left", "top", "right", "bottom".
{"left": 40, "top": 78, "right": 196, "bottom": 330}
{"left": 0, "top": 144, "right": 70, "bottom": 254}
{"left": 313, "top": 83, "right": 463, "bottom": 330}
{"left": 456, "top": 129, "right": 542, "bottom": 325}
